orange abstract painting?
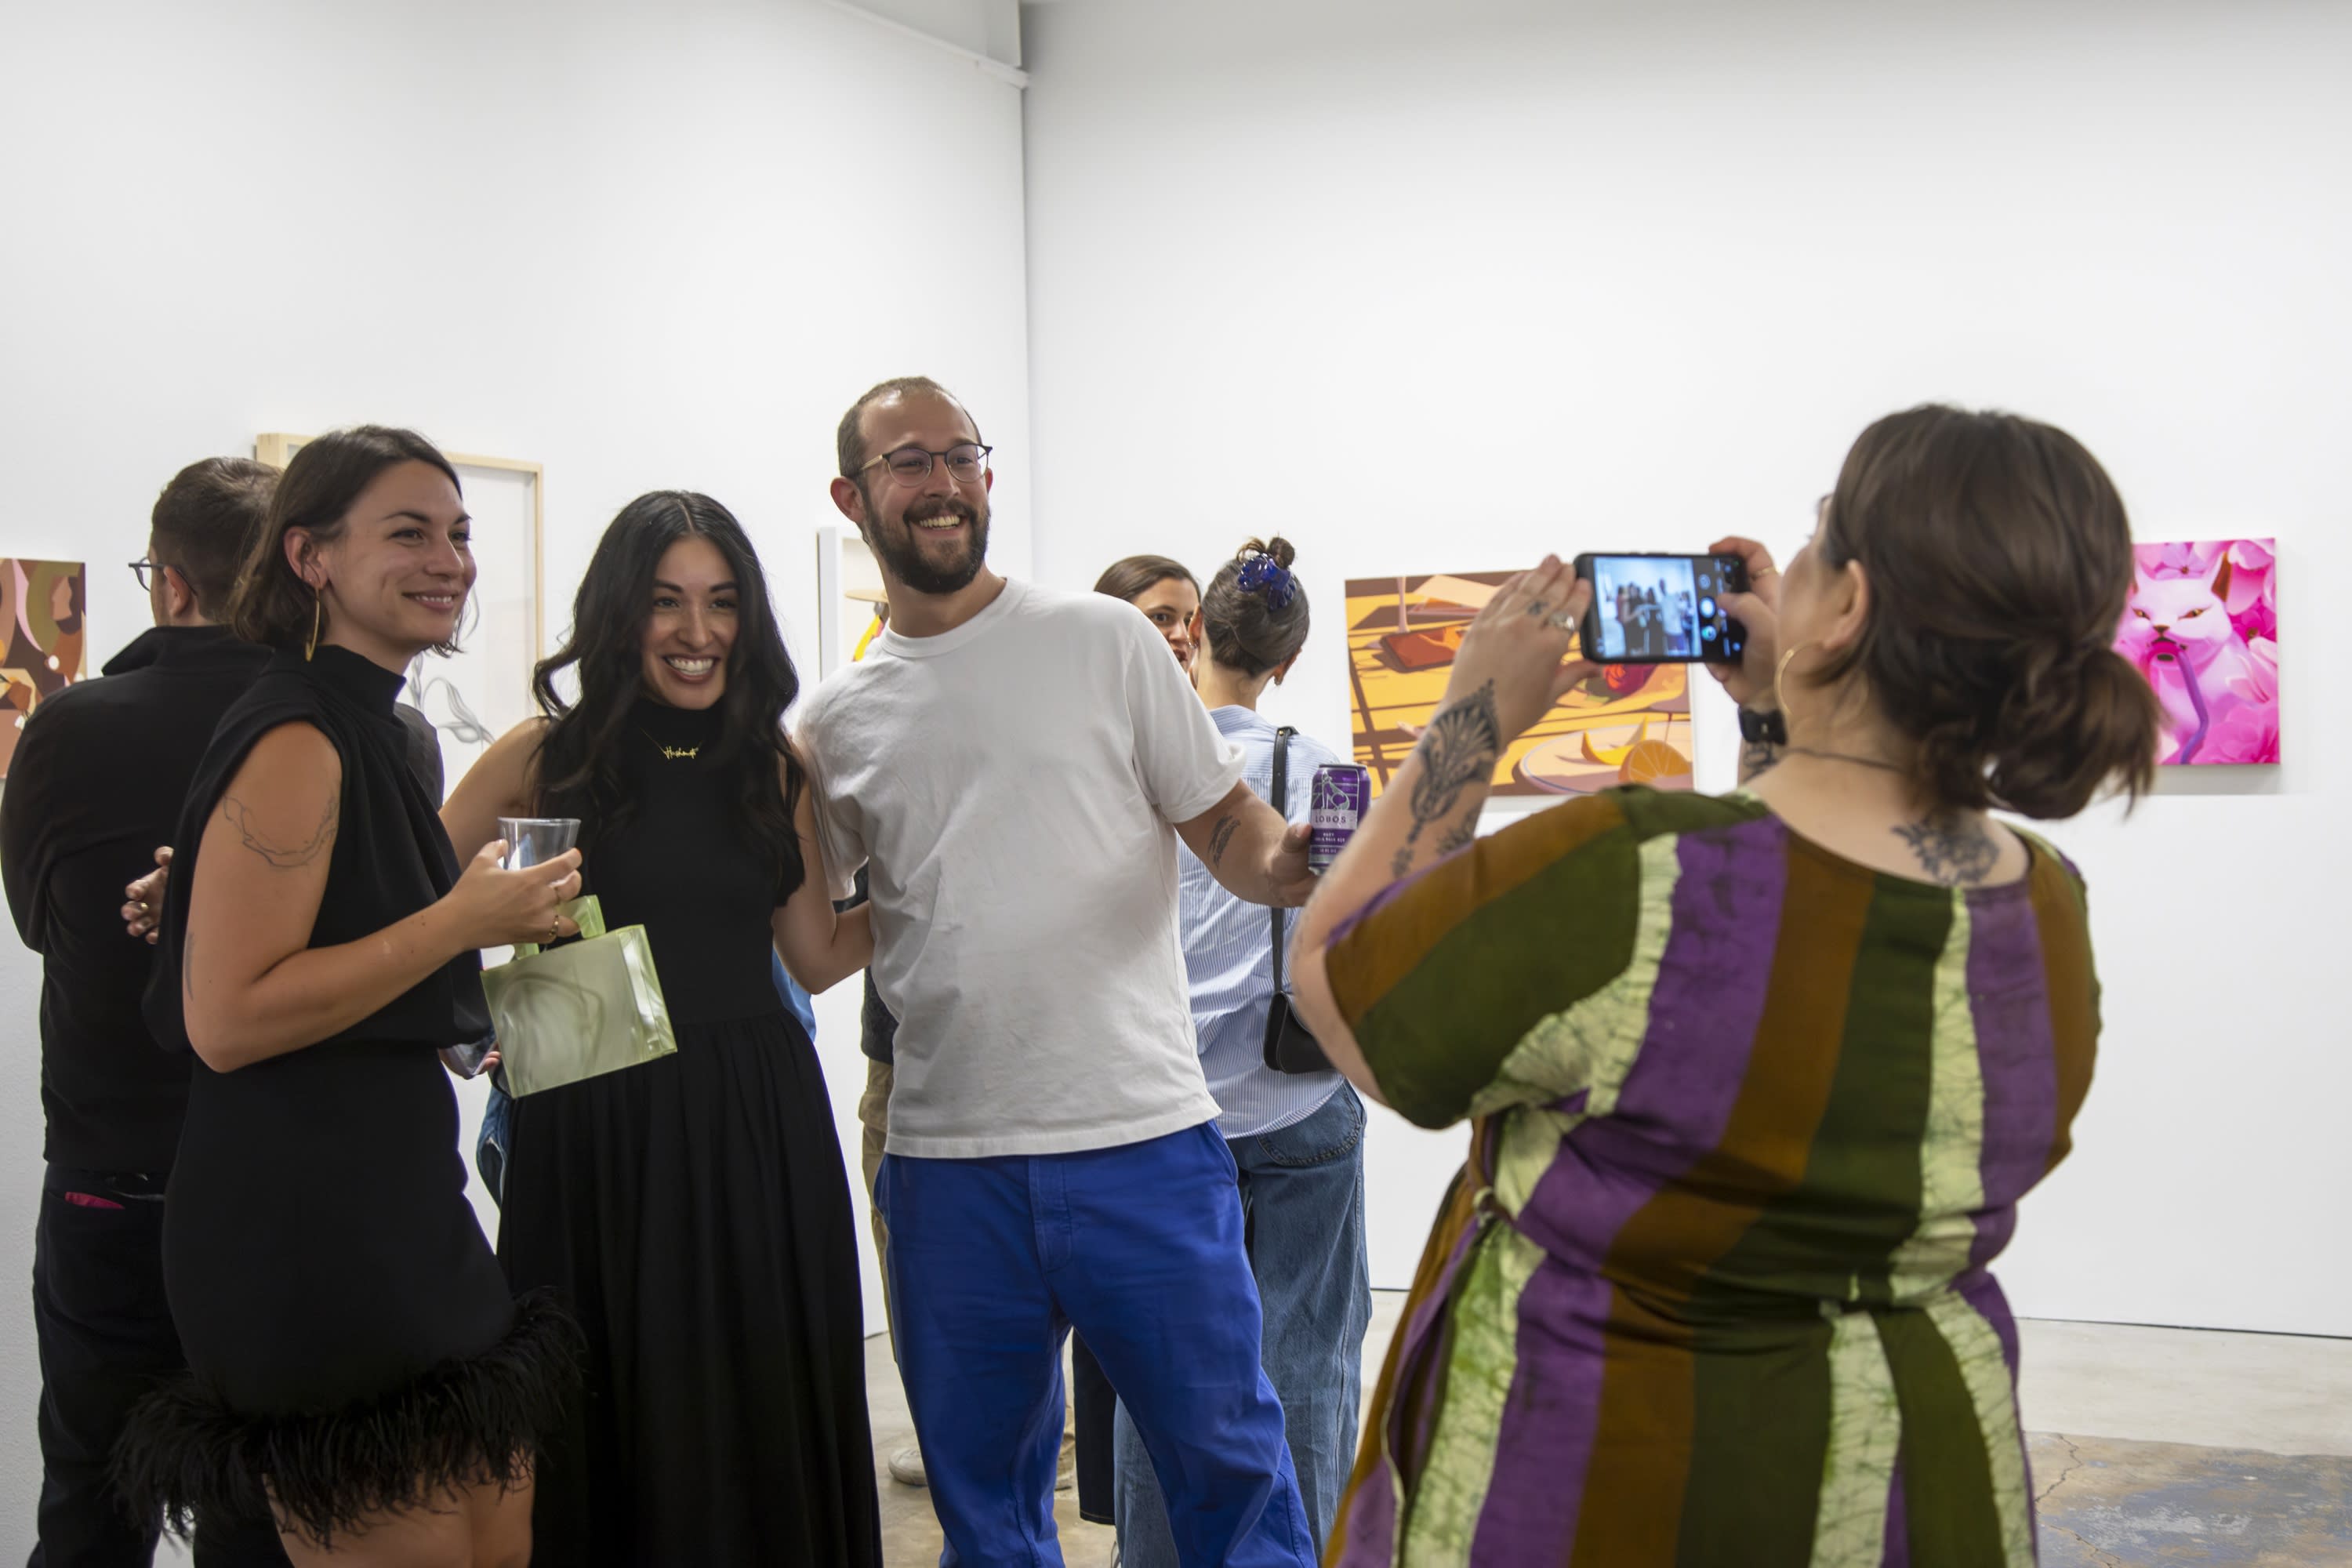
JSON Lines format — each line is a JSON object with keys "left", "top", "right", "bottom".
{"left": 0, "top": 558, "right": 86, "bottom": 779}
{"left": 1345, "top": 572, "right": 1693, "bottom": 799}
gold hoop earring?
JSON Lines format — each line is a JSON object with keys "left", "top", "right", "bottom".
{"left": 305, "top": 590, "right": 323, "bottom": 662}
{"left": 1773, "top": 641, "right": 1817, "bottom": 737}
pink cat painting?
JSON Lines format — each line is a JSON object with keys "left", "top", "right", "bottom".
{"left": 2113, "top": 539, "right": 2278, "bottom": 765}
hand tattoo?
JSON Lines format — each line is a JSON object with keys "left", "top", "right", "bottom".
{"left": 1207, "top": 814, "right": 1239, "bottom": 867}
{"left": 1893, "top": 814, "right": 1999, "bottom": 886}
{"left": 223, "top": 790, "right": 339, "bottom": 870}
{"left": 1395, "top": 681, "right": 1501, "bottom": 879}
{"left": 1526, "top": 599, "right": 1550, "bottom": 621}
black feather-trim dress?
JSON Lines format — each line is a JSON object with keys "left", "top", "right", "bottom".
{"left": 122, "top": 646, "right": 577, "bottom": 1546}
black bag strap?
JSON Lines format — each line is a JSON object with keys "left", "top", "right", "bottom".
{"left": 1269, "top": 727, "right": 1297, "bottom": 996}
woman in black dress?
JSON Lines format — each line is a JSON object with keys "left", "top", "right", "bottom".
{"left": 123, "top": 427, "right": 584, "bottom": 1564}
{"left": 441, "top": 492, "right": 883, "bottom": 1566}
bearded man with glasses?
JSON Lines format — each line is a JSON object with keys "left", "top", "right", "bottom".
{"left": 798, "top": 377, "right": 1320, "bottom": 1567}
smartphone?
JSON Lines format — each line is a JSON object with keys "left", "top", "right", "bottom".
{"left": 1573, "top": 553, "right": 1749, "bottom": 665}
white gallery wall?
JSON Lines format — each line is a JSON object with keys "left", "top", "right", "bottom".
{"left": 1021, "top": 0, "right": 2352, "bottom": 1334}
{"left": 0, "top": 0, "right": 1027, "bottom": 1548}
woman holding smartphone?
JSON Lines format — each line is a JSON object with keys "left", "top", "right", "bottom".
{"left": 123, "top": 427, "right": 583, "bottom": 1566}
{"left": 440, "top": 491, "right": 880, "bottom": 1566}
{"left": 1292, "top": 406, "right": 2158, "bottom": 1566}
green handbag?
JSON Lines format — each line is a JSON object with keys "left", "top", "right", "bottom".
{"left": 480, "top": 895, "right": 679, "bottom": 1097}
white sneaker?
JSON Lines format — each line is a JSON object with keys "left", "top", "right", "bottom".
{"left": 889, "top": 1444, "right": 927, "bottom": 1488}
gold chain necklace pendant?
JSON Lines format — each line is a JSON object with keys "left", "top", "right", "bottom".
{"left": 639, "top": 728, "right": 700, "bottom": 761}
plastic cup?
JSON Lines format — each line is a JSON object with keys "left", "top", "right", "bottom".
{"left": 498, "top": 817, "right": 582, "bottom": 871}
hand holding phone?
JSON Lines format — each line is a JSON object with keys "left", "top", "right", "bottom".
{"left": 1702, "top": 535, "right": 1783, "bottom": 707}
{"left": 1573, "top": 553, "right": 1749, "bottom": 665}
{"left": 1437, "top": 556, "right": 1598, "bottom": 746}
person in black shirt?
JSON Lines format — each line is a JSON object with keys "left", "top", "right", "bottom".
{"left": 118, "top": 426, "right": 581, "bottom": 1564}
{"left": 1, "top": 457, "right": 294, "bottom": 1566}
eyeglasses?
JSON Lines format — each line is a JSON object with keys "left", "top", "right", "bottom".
{"left": 129, "top": 559, "right": 164, "bottom": 591}
{"left": 860, "top": 442, "right": 993, "bottom": 487}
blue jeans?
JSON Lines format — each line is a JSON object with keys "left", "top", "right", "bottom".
{"left": 1112, "top": 1084, "right": 1370, "bottom": 1568}
{"left": 881, "top": 1123, "right": 1316, "bottom": 1568}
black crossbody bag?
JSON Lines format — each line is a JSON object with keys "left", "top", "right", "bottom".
{"left": 1261, "top": 726, "right": 1334, "bottom": 1075}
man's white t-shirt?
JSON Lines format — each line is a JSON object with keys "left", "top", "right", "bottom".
{"left": 798, "top": 577, "right": 1243, "bottom": 1158}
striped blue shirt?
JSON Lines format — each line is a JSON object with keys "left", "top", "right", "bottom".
{"left": 1180, "top": 707, "right": 1345, "bottom": 1139}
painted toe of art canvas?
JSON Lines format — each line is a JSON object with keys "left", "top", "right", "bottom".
{"left": 0, "top": 558, "right": 87, "bottom": 778}
{"left": 2114, "top": 539, "right": 2277, "bottom": 766}
{"left": 1345, "top": 572, "right": 1693, "bottom": 799}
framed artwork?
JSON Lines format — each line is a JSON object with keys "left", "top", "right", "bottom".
{"left": 814, "top": 526, "right": 888, "bottom": 679}
{"left": 1345, "top": 572, "right": 1694, "bottom": 800}
{"left": 2115, "top": 537, "right": 2278, "bottom": 766}
{"left": 257, "top": 434, "right": 545, "bottom": 779}
{"left": 0, "top": 557, "right": 88, "bottom": 779}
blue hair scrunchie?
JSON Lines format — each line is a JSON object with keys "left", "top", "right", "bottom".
{"left": 1236, "top": 550, "right": 1297, "bottom": 611}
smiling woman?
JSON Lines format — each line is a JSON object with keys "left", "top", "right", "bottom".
{"left": 433, "top": 490, "right": 884, "bottom": 1564}
{"left": 122, "top": 426, "right": 584, "bottom": 1565}
{"left": 230, "top": 430, "right": 474, "bottom": 663}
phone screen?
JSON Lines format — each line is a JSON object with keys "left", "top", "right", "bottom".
{"left": 1578, "top": 554, "right": 1746, "bottom": 664}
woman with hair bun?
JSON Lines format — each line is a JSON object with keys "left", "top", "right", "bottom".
{"left": 1289, "top": 406, "right": 2158, "bottom": 1566}
{"left": 1112, "top": 536, "right": 1372, "bottom": 1568}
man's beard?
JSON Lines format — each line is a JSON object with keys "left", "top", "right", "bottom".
{"left": 869, "top": 494, "right": 990, "bottom": 596}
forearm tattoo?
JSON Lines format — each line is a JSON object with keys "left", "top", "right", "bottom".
{"left": 223, "top": 790, "right": 339, "bottom": 870}
{"left": 1207, "top": 814, "right": 1240, "bottom": 868}
{"left": 1395, "top": 681, "right": 1501, "bottom": 879}
{"left": 1893, "top": 814, "right": 1999, "bottom": 886}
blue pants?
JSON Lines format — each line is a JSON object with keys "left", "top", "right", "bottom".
{"left": 880, "top": 1123, "right": 1316, "bottom": 1568}
{"left": 1114, "top": 1085, "right": 1372, "bottom": 1567}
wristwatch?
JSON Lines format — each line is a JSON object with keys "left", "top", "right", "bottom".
{"left": 1738, "top": 706, "right": 1788, "bottom": 745}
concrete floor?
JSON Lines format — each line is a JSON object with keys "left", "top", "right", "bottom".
{"left": 869, "top": 1294, "right": 2352, "bottom": 1566}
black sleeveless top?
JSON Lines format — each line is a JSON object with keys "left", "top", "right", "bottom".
{"left": 572, "top": 697, "right": 801, "bottom": 1026}
{"left": 144, "top": 644, "right": 488, "bottom": 1055}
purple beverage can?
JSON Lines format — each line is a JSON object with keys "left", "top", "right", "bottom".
{"left": 1308, "top": 764, "right": 1371, "bottom": 872}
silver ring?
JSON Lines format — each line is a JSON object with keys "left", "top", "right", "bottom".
{"left": 548, "top": 920, "right": 561, "bottom": 943}
{"left": 1549, "top": 612, "right": 1577, "bottom": 630}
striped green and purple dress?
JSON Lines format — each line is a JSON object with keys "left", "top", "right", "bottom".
{"left": 1323, "top": 787, "right": 2097, "bottom": 1568}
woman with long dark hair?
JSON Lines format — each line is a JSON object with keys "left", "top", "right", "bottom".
{"left": 441, "top": 491, "right": 882, "bottom": 1566}
{"left": 122, "top": 426, "right": 583, "bottom": 1565}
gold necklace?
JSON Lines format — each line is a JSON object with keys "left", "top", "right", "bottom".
{"left": 639, "top": 728, "right": 699, "bottom": 761}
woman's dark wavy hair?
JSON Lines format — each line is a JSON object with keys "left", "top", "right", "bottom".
{"left": 1093, "top": 554, "right": 1198, "bottom": 605}
{"left": 530, "top": 491, "right": 803, "bottom": 886}
{"left": 230, "top": 426, "right": 463, "bottom": 652}
{"left": 1813, "top": 405, "right": 2160, "bottom": 819}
